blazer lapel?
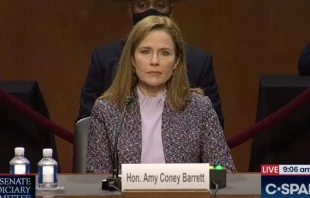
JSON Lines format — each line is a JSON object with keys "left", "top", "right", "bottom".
{"left": 162, "top": 101, "right": 174, "bottom": 163}
{"left": 118, "top": 91, "right": 142, "bottom": 164}
{"left": 162, "top": 101, "right": 197, "bottom": 163}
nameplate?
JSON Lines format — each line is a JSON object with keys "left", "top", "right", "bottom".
{"left": 121, "top": 163, "right": 209, "bottom": 190}
{"left": 0, "top": 174, "right": 36, "bottom": 198}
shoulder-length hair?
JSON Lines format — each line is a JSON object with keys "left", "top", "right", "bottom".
{"left": 99, "top": 15, "right": 203, "bottom": 111}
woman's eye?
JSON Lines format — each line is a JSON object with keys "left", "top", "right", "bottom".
{"left": 162, "top": 51, "right": 169, "bottom": 56}
{"left": 141, "top": 50, "right": 149, "bottom": 54}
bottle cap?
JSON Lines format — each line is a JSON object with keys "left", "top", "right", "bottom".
{"left": 15, "top": 147, "right": 25, "bottom": 155}
{"left": 43, "top": 148, "right": 53, "bottom": 157}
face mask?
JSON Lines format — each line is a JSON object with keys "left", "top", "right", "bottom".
{"left": 132, "top": 9, "right": 170, "bottom": 25}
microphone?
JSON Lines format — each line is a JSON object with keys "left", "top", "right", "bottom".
{"left": 102, "top": 96, "right": 133, "bottom": 191}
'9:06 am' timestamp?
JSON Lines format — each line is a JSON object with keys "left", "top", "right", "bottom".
{"left": 281, "top": 165, "right": 310, "bottom": 174}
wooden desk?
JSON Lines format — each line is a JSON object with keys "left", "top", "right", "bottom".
{"left": 37, "top": 195, "right": 259, "bottom": 198}
{"left": 35, "top": 173, "right": 260, "bottom": 198}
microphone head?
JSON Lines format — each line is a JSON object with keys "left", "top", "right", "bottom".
{"left": 125, "top": 96, "right": 133, "bottom": 105}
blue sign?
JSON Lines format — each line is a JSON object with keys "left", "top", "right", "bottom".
{"left": 262, "top": 176, "right": 310, "bottom": 198}
{"left": 0, "top": 174, "right": 35, "bottom": 198}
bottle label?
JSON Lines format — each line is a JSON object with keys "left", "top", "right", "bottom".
{"left": 38, "top": 165, "right": 58, "bottom": 184}
{"left": 10, "top": 164, "right": 30, "bottom": 174}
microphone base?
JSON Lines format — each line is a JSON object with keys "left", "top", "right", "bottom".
{"left": 210, "top": 169, "right": 226, "bottom": 189}
{"left": 102, "top": 177, "right": 122, "bottom": 191}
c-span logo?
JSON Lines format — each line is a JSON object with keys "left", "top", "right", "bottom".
{"left": 261, "top": 164, "right": 310, "bottom": 198}
{"left": 0, "top": 174, "right": 35, "bottom": 198}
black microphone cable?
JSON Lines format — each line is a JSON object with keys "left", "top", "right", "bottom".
{"left": 108, "top": 181, "right": 125, "bottom": 198}
{"left": 211, "top": 181, "right": 219, "bottom": 198}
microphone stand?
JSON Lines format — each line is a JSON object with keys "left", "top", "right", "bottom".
{"left": 102, "top": 97, "right": 133, "bottom": 191}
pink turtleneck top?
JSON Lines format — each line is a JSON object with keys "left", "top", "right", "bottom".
{"left": 137, "top": 87, "right": 166, "bottom": 163}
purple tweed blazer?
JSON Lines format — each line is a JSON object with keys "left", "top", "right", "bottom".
{"left": 86, "top": 90, "right": 237, "bottom": 173}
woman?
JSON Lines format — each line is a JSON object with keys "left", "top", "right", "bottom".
{"left": 86, "top": 15, "right": 237, "bottom": 173}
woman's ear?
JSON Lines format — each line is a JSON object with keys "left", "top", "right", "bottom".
{"left": 174, "top": 58, "right": 180, "bottom": 70}
{"left": 132, "top": 57, "right": 135, "bottom": 67}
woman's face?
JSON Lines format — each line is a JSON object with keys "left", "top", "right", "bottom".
{"left": 133, "top": 30, "right": 179, "bottom": 91}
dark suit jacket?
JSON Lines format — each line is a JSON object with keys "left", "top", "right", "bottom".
{"left": 77, "top": 40, "right": 224, "bottom": 128}
{"left": 298, "top": 41, "right": 310, "bottom": 76}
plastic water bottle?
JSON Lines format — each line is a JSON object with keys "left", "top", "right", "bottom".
{"left": 38, "top": 148, "right": 58, "bottom": 188}
{"left": 9, "top": 147, "right": 30, "bottom": 174}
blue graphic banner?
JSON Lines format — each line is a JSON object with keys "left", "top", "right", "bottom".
{"left": 262, "top": 175, "right": 310, "bottom": 198}
{"left": 0, "top": 174, "right": 36, "bottom": 198}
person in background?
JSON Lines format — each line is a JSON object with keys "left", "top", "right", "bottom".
{"left": 298, "top": 41, "right": 310, "bottom": 76}
{"left": 86, "top": 15, "right": 236, "bottom": 173}
{"left": 76, "top": 0, "right": 225, "bottom": 129}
